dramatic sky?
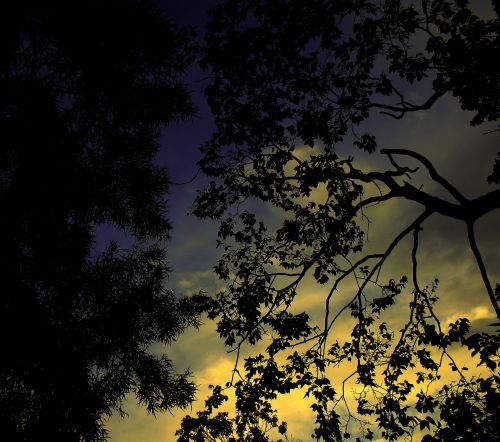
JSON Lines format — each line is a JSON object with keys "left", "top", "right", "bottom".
{"left": 106, "top": 1, "right": 499, "bottom": 441}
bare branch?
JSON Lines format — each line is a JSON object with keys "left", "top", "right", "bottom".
{"left": 380, "top": 149, "right": 468, "bottom": 204}
{"left": 353, "top": 192, "right": 396, "bottom": 212}
{"left": 351, "top": 156, "right": 500, "bottom": 221}
{"left": 170, "top": 168, "right": 201, "bottom": 186}
{"left": 466, "top": 221, "right": 500, "bottom": 320}
{"left": 371, "top": 89, "right": 447, "bottom": 119}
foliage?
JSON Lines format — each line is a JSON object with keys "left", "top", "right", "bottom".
{"left": 181, "top": 0, "right": 500, "bottom": 440}
{"left": 0, "top": 0, "right": 206, "bottom": 440}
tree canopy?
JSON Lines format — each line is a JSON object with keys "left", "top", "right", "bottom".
{"left": 178, "top": 0, "right": 500, "bottom": 440}
{"left": 0, "top": 0, "right": 206, "bottom": 440}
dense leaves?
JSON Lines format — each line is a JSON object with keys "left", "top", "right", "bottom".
{"left": 0, "top": 1, "right": 205, "bottom": 440}
{"left": 182, "top": 0, "right": 500, "bottom": 440}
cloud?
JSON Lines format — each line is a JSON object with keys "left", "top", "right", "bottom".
{"left": 445, "top": 305, "right": 496, "bottom": 330}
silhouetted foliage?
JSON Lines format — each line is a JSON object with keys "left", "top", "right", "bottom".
{"left": 0, "top": 0, "right": 206, "bottom": 440}
{"left": 180, "top": 0, "right": 500, "bottom": 440}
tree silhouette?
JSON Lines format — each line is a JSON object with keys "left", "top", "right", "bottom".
{"left": 0, "top": 0, "right": 206, "bottom": 440}
{"left": 180, "top": 0, "right": 500, "bottom": 440}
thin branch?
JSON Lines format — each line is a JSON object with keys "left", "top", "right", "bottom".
{"left": 321, "top": 253, "right": 384, "bottom": 351}
{"left": 483, "top": 127, "right": 500, "bottom": 135}
{"left": 411, "top": 226, "right": 423, "bottom": 296}
{"left": 385, "top": 152, "right": 419, "bottom": 177}
{"left": 371, "top": 88, "right": 447, "bottom": 119}
{"left": 324, "top": 210, "right": 432, "bottom": 338}
{"left": 170, "top": 168, "right": 201, "bottom": 186}
{"left": 353, "top": 192, "right": 396, "bottom": 212}
{"left": 380, "top": 149, "right": 467, "bottom": 204}
{"left": 466, "top": 221, "right": 500, "bottom": 320}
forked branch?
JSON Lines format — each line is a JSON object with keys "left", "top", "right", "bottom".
{"left": 350, "top": 150, "right": 500, "bottom": 221}
{"left": 371, "top": 88, "right": 447, "bottom": 119}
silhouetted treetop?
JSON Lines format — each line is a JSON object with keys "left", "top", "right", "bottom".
{"left": 200, "top": 0, "right": 499, "bottom": 158}
{"left": 1, "top": 0, "right": 198, "bottom": 239}
{"left": 0, "top": 1, "right": 205, "bottom": 440}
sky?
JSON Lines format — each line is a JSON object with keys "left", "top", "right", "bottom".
{"left": 106, "top": 1, "right": 499, "bottom": 441}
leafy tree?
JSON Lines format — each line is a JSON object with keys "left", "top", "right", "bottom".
{"left": 0, "top": 0, "right": 206, "bottom": 440}
{"left": 180, "top": 0, "right": 500, "bottom": 440}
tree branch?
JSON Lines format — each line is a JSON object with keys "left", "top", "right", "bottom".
{"left": 324, "top": 210, "right": 432, "bottom": 339}
{"left": 466, "top": 221, "right": 500, "bottom": 320}
{"left": 370, "top": 89, "right": 447, "bottom": 119}
{"left": 380, "top": 149, "right": 467, "bottom": 204}
{"left": 351, "top": 157, "right": 500, "bottom": 222}
{"left": 322, "top": 253, "right": 384, "bottom": 351}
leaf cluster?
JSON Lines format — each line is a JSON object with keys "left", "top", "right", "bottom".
{"left": 0, "top": 1, "right": 206, "bottom": 439}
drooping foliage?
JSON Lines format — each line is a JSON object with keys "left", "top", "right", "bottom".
{"left": 179, "top": 1, "right": 500, "bottom": 440}
{"left": 0, "top": 1, "right": 206, "bottom": 440}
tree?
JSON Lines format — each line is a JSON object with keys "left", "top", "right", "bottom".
{"left": 0, "top": 0, "right": 206, "bottom": 440}
{"left": 180, "top": 0, "right": 500, "bottom": 440}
